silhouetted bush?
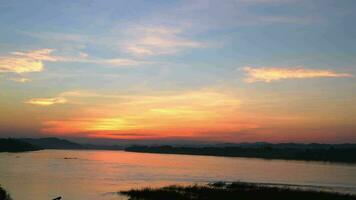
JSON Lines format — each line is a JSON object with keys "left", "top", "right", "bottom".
{"left": 120, "top": 182, "right": 356, "bottom": 200}
{"left": 0, "top": 186, "right": 12, "bottom": 200}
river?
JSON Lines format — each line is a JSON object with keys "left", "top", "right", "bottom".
{"left": 1, "top": 150, "right": 356, "bottom": 200}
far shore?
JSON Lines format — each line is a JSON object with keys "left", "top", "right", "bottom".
{"left": 125, "top": 145, "right": 356, "bottom": 163}
{"left": 2, "top": 137, "right": 356, "bottom": 164}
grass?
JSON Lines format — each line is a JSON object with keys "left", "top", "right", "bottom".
{"left": 0, "top": 186, "right": 11, "bottom": 200}
{"left": 120, "top": 182, "right": 356, "bottom": 200}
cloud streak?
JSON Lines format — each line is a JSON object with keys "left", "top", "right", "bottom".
{"left": 25, "top": 97, "right": 67, "bottom": 106}
{"left": 243, "top": 66, "right": 353, "bottom": 83}
{"left": 8, "top": 77, "right": 31, "bottom": 83}
{"left": 0, "top": 48, "right": 146, "bottom": 77}
{"left": 125, "top": 26, "right": 203, "bottom": 56}
{"left": 98, "top": 58, "right": 145, "bottom": 67}
{"left": 11, "top": 49, "right": 59, "bottom": 61}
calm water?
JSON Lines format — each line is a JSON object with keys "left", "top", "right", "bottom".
{"left": 1, "top": 150, "right": 356, "bottom": 200}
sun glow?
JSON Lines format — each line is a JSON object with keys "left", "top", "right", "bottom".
{"left": 40, "top": 90, "right": 258, "bottom": 139}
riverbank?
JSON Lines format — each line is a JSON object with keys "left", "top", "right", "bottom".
{"left": 120, "top": 182, "right": 356, "bottom": 200}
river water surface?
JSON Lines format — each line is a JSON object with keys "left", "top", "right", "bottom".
{"left": 1, "top": 150, "right": 356, "bottom": 200}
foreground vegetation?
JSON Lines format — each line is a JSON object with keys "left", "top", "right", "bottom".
{"left": 0, "top": 186, "right": 11, "bottom": 200}
{"left": 120, "top": 182, "right": 356, "bottom": 200}
{"left": 126, "top": 145, "right": 356, "bottom": 163}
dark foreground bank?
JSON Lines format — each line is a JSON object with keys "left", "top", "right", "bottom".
{"left": 126, "top": 145, "right": 356, "bottom": 163}
{"left": 120, "top": 182, "right": 356, "bottom": 200}
{"left": 0, "top": 186, "right": 11, "bottom": 200}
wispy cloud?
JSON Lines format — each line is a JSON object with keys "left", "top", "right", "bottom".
{"left": 146, "top": 0, "right": 316, "bottom": 33}
{"left": 11, "top": 49, "right": 60, "bottom": 61}
{"left": 25, "top": 97, "right": 67, "bottom": 106}
{"left": 124, "top": 26, "right": 203, "bottom": 56}
{"left": 0, "top": 48, "right": 146, "bottom": 76}
{"left": 8, "top": 77, "right": 31, "bottom": 83}
{"left": 99, "top": 58, "right": 145, "bottom": 67}
{"left": 243, "top": 66, "right": 353, "bottom": 83}
{"left": 37, "top": 49, "right": 145, "bottom": 67}
{"left": 66, "top": 57, "right": 146, "bottom": 67}
{"left": 24, "top": 90, "right": 119, "bottom": 107}
{"left": 22, "top": 31, "right": 89, "bottom": 43}
{"left": 0, "top": 49, "right": 59, "bottom": 74}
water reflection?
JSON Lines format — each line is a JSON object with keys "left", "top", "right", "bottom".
{"left": 0, "top": 150, "right": 356, "bottom": 200}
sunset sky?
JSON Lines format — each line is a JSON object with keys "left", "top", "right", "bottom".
{"left": 0, "top": 0, "right": 355, "bottom": 143}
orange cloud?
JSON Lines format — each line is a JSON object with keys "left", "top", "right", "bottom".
{"left": 244, "top": 66, "right": 352, "bottom": 83}
{"left": 25, "top": 97, "right": 67, "bottom": 106}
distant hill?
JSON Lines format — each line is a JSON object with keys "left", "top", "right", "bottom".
{"left": 125, "top": 144, "right": 356, "bottom": 163}
{"left": 82, "top": 143, "right": 124, "bottom": 150}
{"left": 0, "top": 138, "right": 41, "bottom": 152}
{"left": 20, "top": 137, "right": 85, "bottom": 149}
{"left": 5, "top": 136, "right": 356, "bottom": 163}
{"left": 19, "top": 137, "right": 124, "bottom": 150}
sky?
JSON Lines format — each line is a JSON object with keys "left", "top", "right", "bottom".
{"left": 0, "top": 0, "right": 355, "bottom": 143}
